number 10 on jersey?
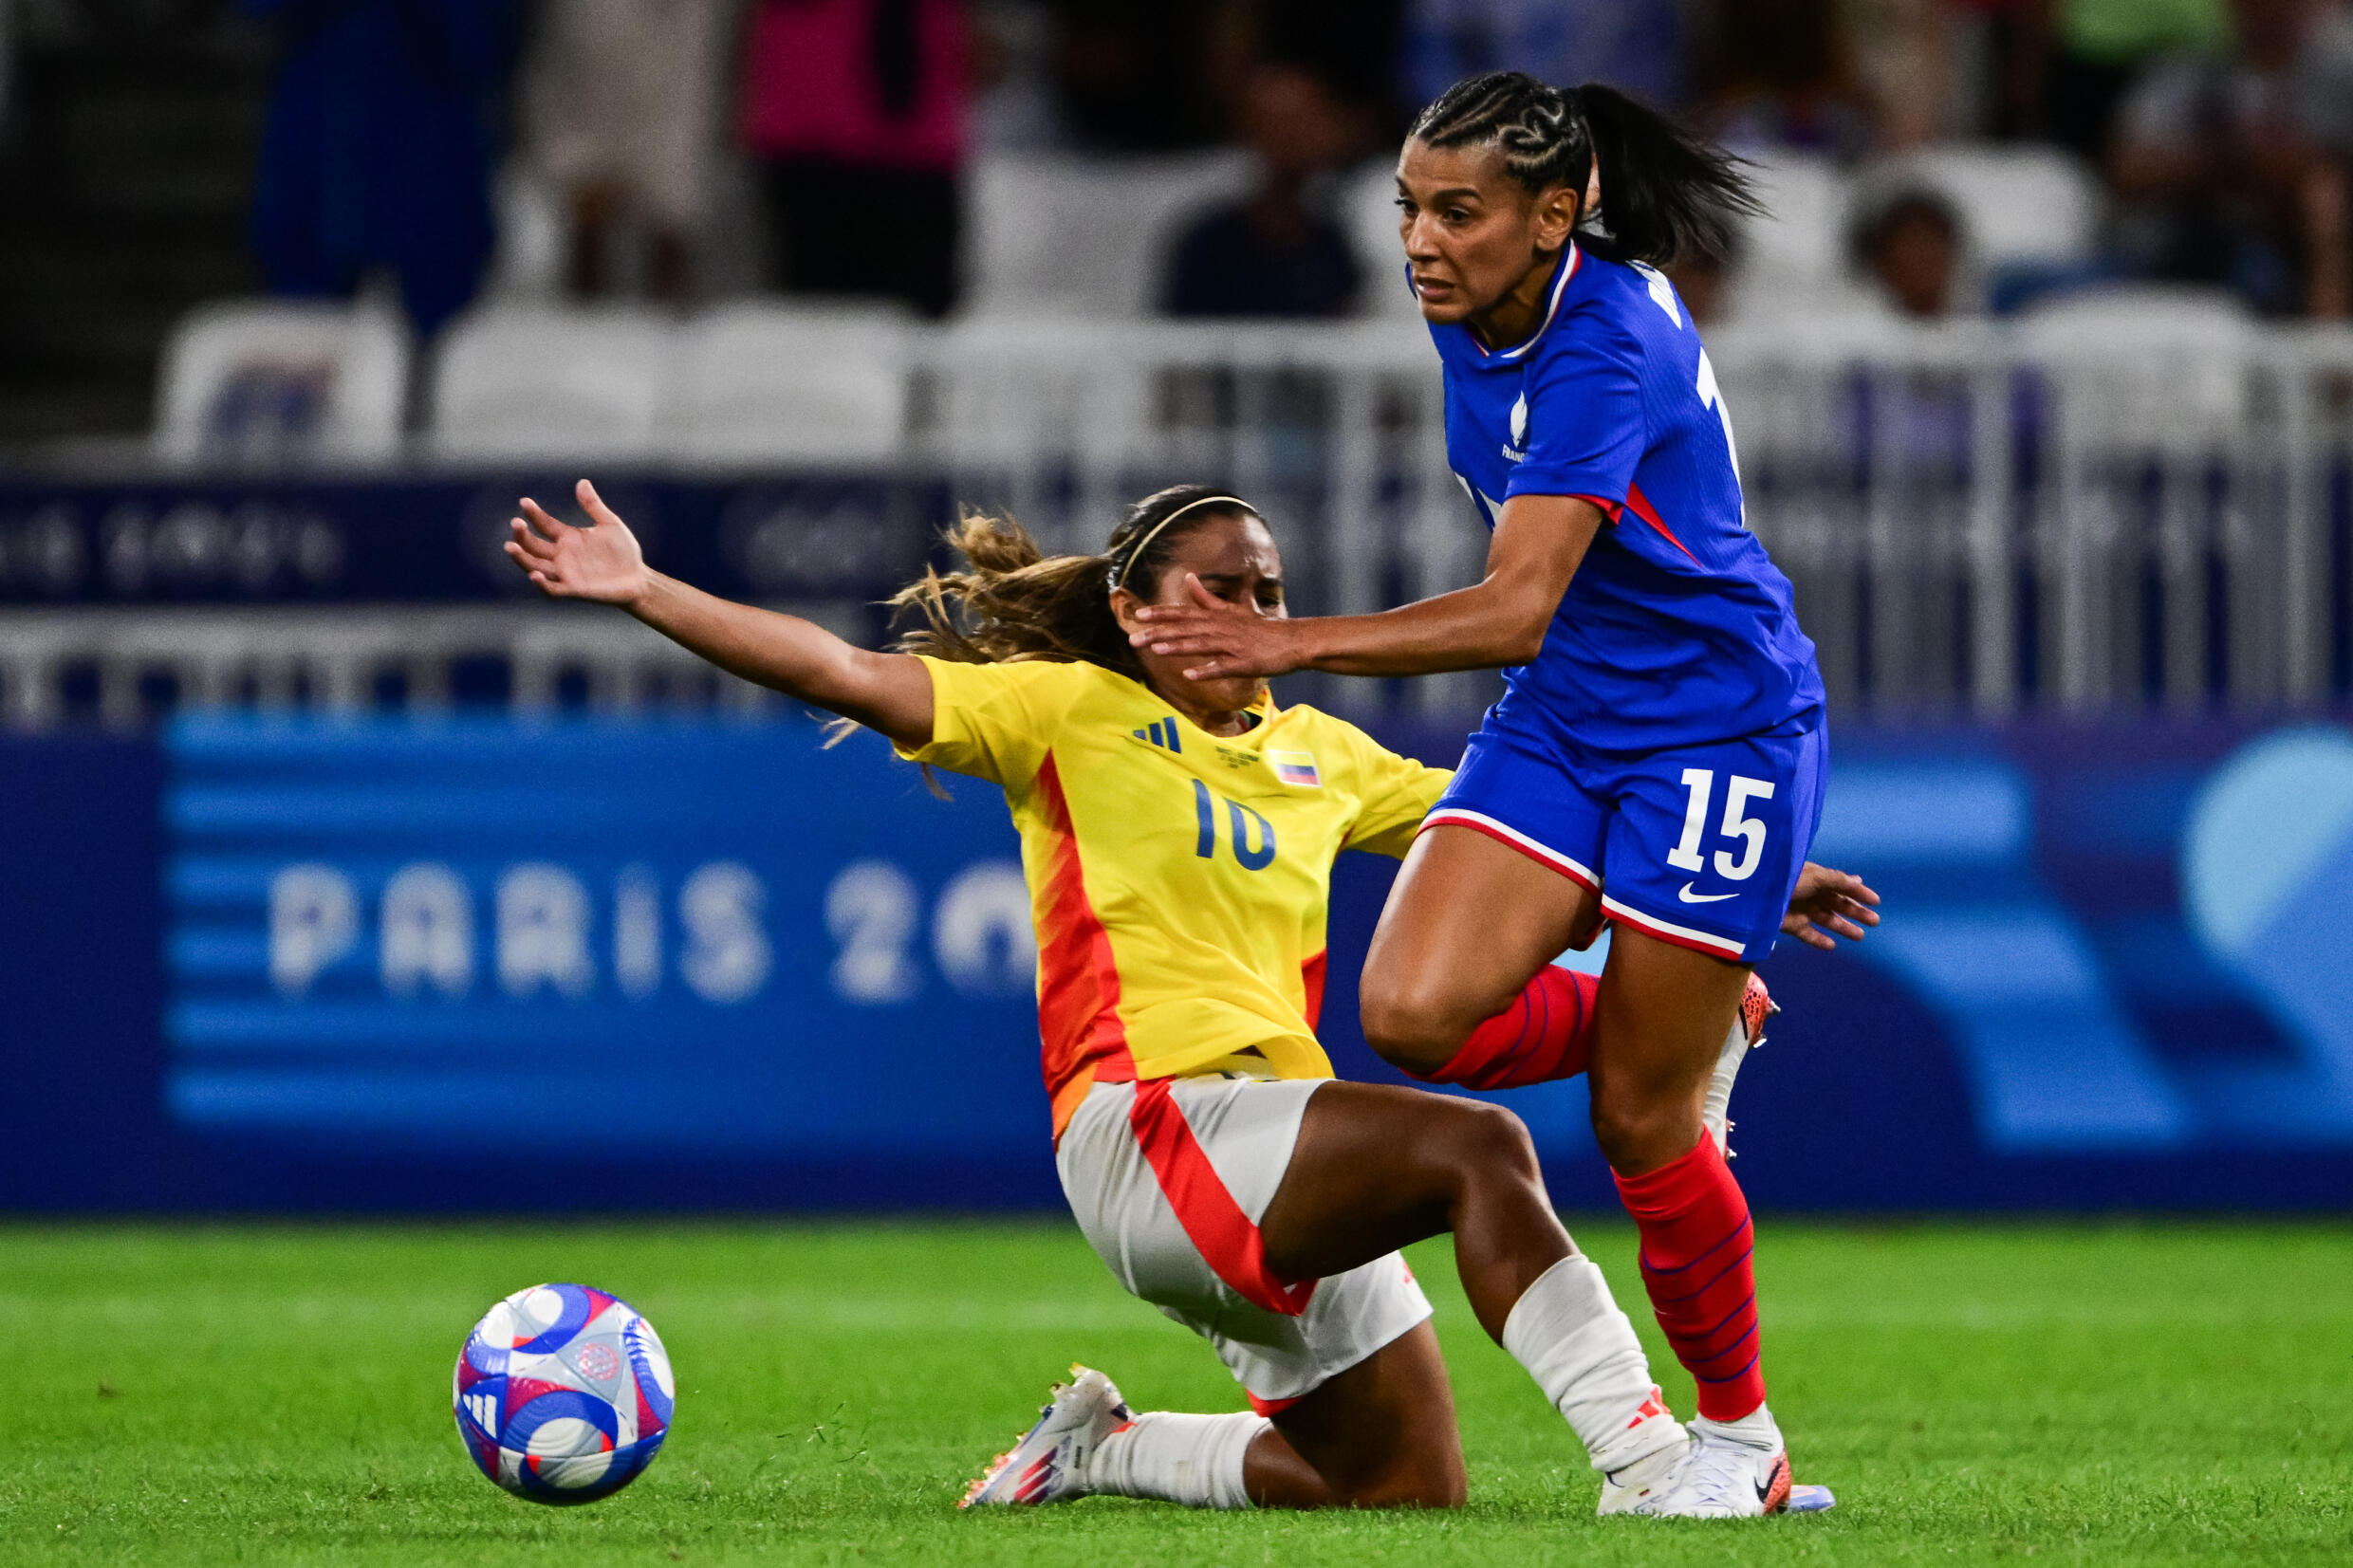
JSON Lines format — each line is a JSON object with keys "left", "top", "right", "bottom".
{"left": 1193, "top": 780, "right": 1276, "bottom": 871}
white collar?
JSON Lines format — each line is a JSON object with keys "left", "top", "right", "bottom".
{"left": 1476, "top": 242, "right": 1580, "bottom": 363}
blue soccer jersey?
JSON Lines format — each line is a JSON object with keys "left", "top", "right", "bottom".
{"left": 1430, "top": 244, "right": 1825, "bottom": 752}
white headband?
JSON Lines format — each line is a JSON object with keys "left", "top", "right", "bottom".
{"left": 1110, "top": 495, "right": 1252, "bottom": 589}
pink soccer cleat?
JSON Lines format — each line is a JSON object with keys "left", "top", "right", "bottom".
{"left": 959, "top": 1366, "right": 1132, "bottom": 1508}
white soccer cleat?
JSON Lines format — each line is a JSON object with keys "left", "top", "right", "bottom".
{"left": 1595, "top": 1432, "right": 1695, "bottom": 1516}
{"left": 1701, "top": 972, "right": 1777, "bottom": 1159}
{"left": 1599, "top": 1406, "right": 1797, "bottom": 1519}
{"left": 1670, "top": 1407, "right": 1794, "bottom": 1518}
{"left": 958, "top": 1365, "right": 1132, "bottom": 1508}
{"left": 1592, "top": 1385, "right": 1693, "bottom": 1516}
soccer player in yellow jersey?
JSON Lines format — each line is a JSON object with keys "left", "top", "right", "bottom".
{"left": 505, "top": 479, "right": 1875, "bottom": 1517}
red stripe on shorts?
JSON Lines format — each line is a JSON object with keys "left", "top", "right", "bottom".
{"left": 1127, "top": 1079, "right": 1317, "bottom": 1318}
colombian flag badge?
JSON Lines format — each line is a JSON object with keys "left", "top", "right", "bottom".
{"left": 1269, "top": 750, "right": 1321, "bottom": 787}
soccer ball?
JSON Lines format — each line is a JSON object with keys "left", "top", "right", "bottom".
{"left": 453, "top": 1282, "right": 675, "bottom": 1504}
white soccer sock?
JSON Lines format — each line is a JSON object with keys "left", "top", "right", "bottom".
{"left": 1503, "top": 1253, "right": 1687, "bottom": 1473}
{"left": 1083, "top": 1411, "right": 1268, "bottom": 1509}
{"left": 1693, "top": 1403, "right": 1781, "bottom": 1448}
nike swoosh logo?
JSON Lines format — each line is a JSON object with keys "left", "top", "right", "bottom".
{"left": 1678, "top": 883, "right": 1736, "bottom": 903}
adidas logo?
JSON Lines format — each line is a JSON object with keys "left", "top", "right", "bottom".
{"left": 1131, "top": 718, "right": 1182, "bottom": 753}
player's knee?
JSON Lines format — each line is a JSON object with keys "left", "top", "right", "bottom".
{"left": 1588, "top": 1082, "right": 1696, "bottom": 1171}
{"left": 1359, "top": 974, "right": 1473, "bottom": 1074}
{"left": 1436, "top": 1098, "right": 1542, "bottom": 1182}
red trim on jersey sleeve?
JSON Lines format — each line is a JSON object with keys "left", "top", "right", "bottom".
{"left": 1033, "top": 754, "right": 1136, "bottom": 1100}
{"left": 1622, "top": 484, "right": 1702, "bottom": 565}
{"left": 1247, "top": 1392, "right": 1304, "bottom": 1417}
{"left": 1127, "top": 1079, "right": 1318, "bottom": 1318}
{"left": 1567, "top": 493, "right": 1625, "bottom": 523}
{"left": 1300, "top": 950, "right": 1327, "bottom": 1031}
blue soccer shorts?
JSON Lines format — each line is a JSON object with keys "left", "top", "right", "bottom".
{"left": 1423, "top": 718, "right": 1828, "bottom": 964}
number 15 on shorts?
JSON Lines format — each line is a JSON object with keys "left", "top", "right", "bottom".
{"left": 1668, "top": 768, "right": 1772, "bottom": 881}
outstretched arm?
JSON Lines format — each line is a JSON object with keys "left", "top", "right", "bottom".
{"left": 505, "top": 479, "right": 935, "bottom": 750}
{"left": 1132, "top": 494, "right": 1603, "bottom": 680}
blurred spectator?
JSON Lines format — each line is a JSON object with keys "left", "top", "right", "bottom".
{"left": 1665, "top": 226, "right": 1741, "bottom": 325}
{"left": 739, "top": 0, "right": 970, "bottom": 319}
{"left": 1690, "top": 0, "right": 1876, "bottom": 161}
{"left": 2107, "top": 0, "right": 2353, "bottom": 317}
{"left": 1261, "top": 0, "right": 1405, "bottom": 128}
{"left": 2021, "top": 0, "right": 2229, "bottom": 156}
{"left": 245, "top": 0, "right": 519, "bottom": 339}
{"left": 1161, "top": 64, "right": 1368, "bottom": 318}
{"left": 970, "top": 0, "right": 1066, "bottom": 149}
{"left": 519, "top": 0, "right": 724, "bottom": 301}
{"left": 1854, "top": 186, "right": 1965, "bottom": 317}
{"left": 1049, "top": 0, "right": 1250, "bottom": 150}
{"left": 1399, "top": 0, "right": 1684, "bottom": 114}
{"left": 1849, "top": 0, "right": 1962, "bottom": 147}
{"left": 2293, "top": 0, "right": 2353, "bottom": 152}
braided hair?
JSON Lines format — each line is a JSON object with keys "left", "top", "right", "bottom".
{"left": 1406, "top": 73, "right": 1758, "bottom": 267}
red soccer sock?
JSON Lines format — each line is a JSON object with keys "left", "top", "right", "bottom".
{"left": 1412, "top": 966, "right": 1599, "bottom": 1089}
{"left": 1612, "top": 1131, "right": 1768, "bottom": 1422}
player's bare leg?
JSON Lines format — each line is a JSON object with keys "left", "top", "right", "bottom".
{"left": 1360, "top": 824, "right": 1600, "bottom": 1076}
{"left": 1254, "top": 1081, "right": 1690, "bottom": 1509}
{"left": 1586, "top": 927, "right": 1750, "bottom": 1174}
{"left": 1362, "top": 826, "right": 1861, "bottom": 1109}
{"left": 960, "top": 1335, "right": 1446, "bottom": 1512}
{"left": 1256, "top": 1323, "right": 1462, "bottom": 1506}
{"left": 1585, "top": 926, "right": 1792, "bottom": 1512}
{"left": 1358, "top": 824, "right": 1810, "bottom": 1516}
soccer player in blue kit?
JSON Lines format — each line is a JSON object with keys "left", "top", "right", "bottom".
{"left": 1134, "top": 73, "right": 1877, "bottom": 1515}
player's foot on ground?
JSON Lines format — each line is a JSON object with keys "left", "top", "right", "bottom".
{"left": 1673, "top": 1406, "right": 1793, "bottom": 1518}
{"left": 1594, "top": 1428, "right": 1696, "bottom": 1517}
{"left": 958, "top": 1365, "right": 1132, "bottom": 1508}
{"left": 1700, "top": 972, "right": 1777, "bottom": 1159}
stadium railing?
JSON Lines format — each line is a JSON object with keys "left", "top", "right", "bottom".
{"left": 929, "top": 308, "right": 2353, "bottom": 716}
{"left": 8, "top": 308, "right": 2351, "bottom": 728}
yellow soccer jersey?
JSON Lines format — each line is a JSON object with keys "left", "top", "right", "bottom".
{"left": 896, "top": 655, "right": 1452, "bottom": 1138}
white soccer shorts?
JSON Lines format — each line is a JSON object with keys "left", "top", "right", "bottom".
{"left": 1055, "top": 1074, "right": 1434, "bottom": 1413}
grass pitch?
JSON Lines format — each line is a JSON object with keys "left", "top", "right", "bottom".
{"left": 6, "top": 1220, "right": 2348, "bottom": 1566}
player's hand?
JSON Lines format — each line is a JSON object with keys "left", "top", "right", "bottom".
{"left": 504, "top": 479, "right": 652, "bottom": 606}
{"left": 1129, "top": 575, "right": 1310, "bottom": 681}
{"left": 1781, "top": 861, "right": 1880, "bottom": 950}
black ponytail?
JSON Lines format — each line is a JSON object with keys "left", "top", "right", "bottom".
{"left": 1574, "top": 83, "right": 1758, "bottom": 267}
{"left": 1408, "top": 72, "right": 1759, "bottom": 267}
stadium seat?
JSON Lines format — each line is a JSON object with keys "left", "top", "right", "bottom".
{"left": 154, "top": 300, "right": 409, "bottom": 468}
{"left": 963, "top": 149, "right": 1255, "bottom": 318}
{"left": 666, "top": 302, "right": 915, "bottom": 466}
{"left": 1869, "top": 145, "right": 2103, "bottom": 269}
{"left": 428, "top": 305, "right": 676, "bottom": 464}
{"left": 2019, "top": 285, "right": 2255, "bottom": 442}
{"left": 1342, "top": 160, "right": 1420, "bottom": 320}
{"left": 2017, "top": 282, "right": 2253, "bottom": 345}
{"left": 1727, "top": 154, "right": 1853, "bottom": 315}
